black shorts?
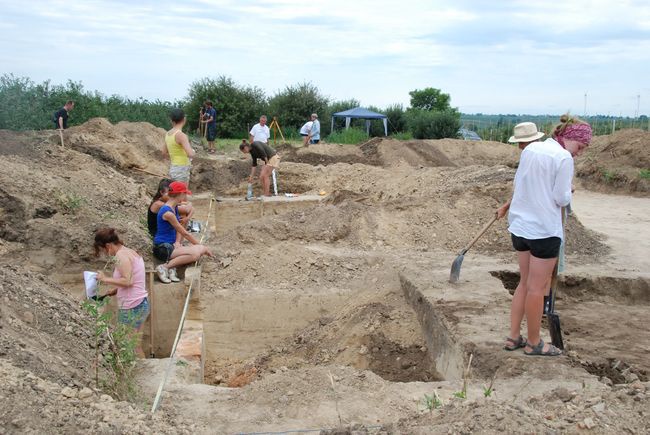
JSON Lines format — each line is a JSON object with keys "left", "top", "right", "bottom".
{"left": 310, "top": 139, "right": 320, "bottom": 144}
{"left": 153, "top": 243, "right": 174, "bottom": 262}
{"left": 206, "top": 124, "right": 217, "bottom": 141}
{"left": 511, "top": 234, "right": 561, "bottom": 259}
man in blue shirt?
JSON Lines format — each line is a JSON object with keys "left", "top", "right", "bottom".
{"left": 307, "top": 113, "right": 320, "bottom": 145}
{"left": 201, "top": 100, "right": 217, "bottom": 154}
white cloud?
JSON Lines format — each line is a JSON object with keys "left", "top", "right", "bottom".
{"left": 0, "top": 0, "right": 648, "bottom": 115}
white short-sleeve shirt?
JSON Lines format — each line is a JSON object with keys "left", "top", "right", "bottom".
{"left": 250, "top": 123, "right": 270, "bottom": 143}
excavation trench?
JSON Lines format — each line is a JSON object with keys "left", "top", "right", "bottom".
{"left": 489, "top": 270, "right": 650, "bottom": 305}
{"left": 150, "top": 194, "right": 462, "bottom": 389}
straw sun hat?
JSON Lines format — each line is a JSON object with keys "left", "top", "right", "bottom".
{"left": 508, "top": 122, "right": 545, "bottom": 143}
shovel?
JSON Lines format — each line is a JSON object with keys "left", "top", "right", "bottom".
{"left": 449, "top": 214, "right": 498, "bottom": 283}
{"left": 548, "top": 208, "right": 567, "bottom": 349}
{"left": 547, "top": 262, "right": 564, "bottom": 349}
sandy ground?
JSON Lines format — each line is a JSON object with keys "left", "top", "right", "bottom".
{"left": 1, "top": 120, "right": 648, "bottom": 434}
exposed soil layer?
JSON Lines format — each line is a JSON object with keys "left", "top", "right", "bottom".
{"left": 576, "top": 128, "right": 650, "bottom": 195}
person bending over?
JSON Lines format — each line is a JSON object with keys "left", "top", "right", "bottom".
{"left": 93, "top": 227, "right": 149, "bottom": 357}
{"left": 147, "top": 178, "right": 194, "bottom": 238}
{"left": 152, "top": 181, "right": 212, "bottom": 283}
{"left": 239, "top": 140, "right": 280, "bottom": 197}
{"left": 497, "top": 115, "right": 591, "bottom": 356}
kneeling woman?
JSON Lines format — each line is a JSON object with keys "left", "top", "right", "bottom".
{"left": 94, "top": 228, "right": 149, "bottom": 357}
{"left": 153, "top": 181, "right": 212, "bottom": 283}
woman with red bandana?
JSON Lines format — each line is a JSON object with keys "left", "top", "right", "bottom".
{"left": 496, "top": 114, "right": 592, "bottom": 356}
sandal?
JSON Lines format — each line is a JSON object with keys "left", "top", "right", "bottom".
{"left": 504, "top": 335, "right": 527, "bottom": 351}
{"left": 524, "top": 339, "right": 562, "bottom": 356}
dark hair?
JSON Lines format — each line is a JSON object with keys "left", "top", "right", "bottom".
{"left": 204, "top": 100, "right": 212, "bottom": 106}
{"left": 169, "top": 108, "right": 185, "bottom": 123}
{"left": 152, "top": 178, "right": 172, "bottom": 204}
{"left": 94, "top": 227, "right": 122, "bottom": 256}
{"left": 239, "top": 142, "right": 250, "bottom": 151}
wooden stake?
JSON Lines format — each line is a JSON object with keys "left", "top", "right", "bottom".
{"left": 148, "top": 270, "right": 155, "bottom": 358}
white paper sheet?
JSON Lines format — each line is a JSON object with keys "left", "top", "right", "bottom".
{"left": 83, "top": 271, "right": 98, "bottom": 298}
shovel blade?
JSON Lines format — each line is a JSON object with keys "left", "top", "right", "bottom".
{"left": 548, "top": 312, "right": 564, "bottom": 350}
{"left": 449, "top": 254, "right": 464, "bottom": 283}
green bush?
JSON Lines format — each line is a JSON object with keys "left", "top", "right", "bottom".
{"left": 390, "top": 131, "right": 413, "bottom": 140}
{"left": 268, "top": 82, "right": 329, "bottom": 135}
{"left": 327, "top": 127, "right": 368, "bottom": 144}
{"left": 184, "top": 76, "right": 267, "bottom": 138}
{"left": 407, "top": 110, "right": 461, "bottom": 139}
{"left": 385, "top": 103, "right": 408, "bottom": 134}
{"left": 0, "top": 74, "right": 176, "bottom": 130}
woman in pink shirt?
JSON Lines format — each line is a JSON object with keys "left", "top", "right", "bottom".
{"left": 94, "top": 228, "right": 149, "bottom": 356}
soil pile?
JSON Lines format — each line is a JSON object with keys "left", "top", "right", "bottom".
{"left": 0, "top": 265, "right": 189, "bottom": 433}
{"left": 218, "top": 161, "right": 606, "bottom": 262}
{"left": 64, "top": 118, "right": 168, "bottom": 176}
{"left": 576, "top": 129, "right": 650, "bottom": 195}
{"left": 0, "top": 126, "right": 153, "bottom": 274}
{"left": 384, "top": 380, "right": 650, "bottom": 434}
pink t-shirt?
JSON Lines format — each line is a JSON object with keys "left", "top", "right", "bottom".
{"left": 113, "top": 255, "right": 147, "bottom": 309}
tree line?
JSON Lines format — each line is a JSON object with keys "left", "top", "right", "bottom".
{"left": 0, "top": 74, "right": 461, "bottom": 141}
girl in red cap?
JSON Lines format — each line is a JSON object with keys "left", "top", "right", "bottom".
{"left": 152, "top": 181, "right": 212, "bottom": 283}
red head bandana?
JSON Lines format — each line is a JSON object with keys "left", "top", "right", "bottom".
{"left": 555, "top": 123, "right": 592, "bottom": 148}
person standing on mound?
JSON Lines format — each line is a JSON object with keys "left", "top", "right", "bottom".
{"left": 497, "top": 116, "right": 591, "bottom": 356}
{"left": 152, "top": 181, "right": 212, "bottom": 283}
{"left": 201, "top": 100, "right": 217, "bottom": 154}
{"left": 162, "top": 108, "right": 195, "bottom": 184}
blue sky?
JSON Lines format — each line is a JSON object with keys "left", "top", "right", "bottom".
{"left": 1, "top": 0, "right": 649, "bottom": 115}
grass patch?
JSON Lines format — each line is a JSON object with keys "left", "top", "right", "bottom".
{"left": 390, "top": 131, "right": 413, "bottom": 141}
{"left": 327, "top": 127, "right": 369, "bottom": 145}
{"left": 57, "top": 191, "right": 86, "bottom": 214}
{"left": 639, "top": 169, "right": 650, "bottom": 179}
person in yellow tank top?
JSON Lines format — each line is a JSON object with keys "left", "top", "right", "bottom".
{"left": 162, "top": 108, "right": 195, "bottom": 184}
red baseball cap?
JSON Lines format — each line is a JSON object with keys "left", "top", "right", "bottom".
{"left": 168, "top": 181, "right": 192, "bottom": 195}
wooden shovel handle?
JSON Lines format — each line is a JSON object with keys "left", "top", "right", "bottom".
{"left": 461, "top": 214, "right": 498, "bottom": 254}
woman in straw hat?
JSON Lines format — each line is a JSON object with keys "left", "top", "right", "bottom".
{"left": 496, "top": 115, "right": 591, "bottom": 356}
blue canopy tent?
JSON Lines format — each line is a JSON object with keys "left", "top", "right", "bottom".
{"left": 331, "top": 107, "right": 388, "bottom": 136}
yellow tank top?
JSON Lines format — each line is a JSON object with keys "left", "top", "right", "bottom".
{"left": 165, "top": 129, "right": 190, "bottom": 166}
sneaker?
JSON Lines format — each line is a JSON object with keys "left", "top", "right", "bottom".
{"left": 168, "top": 268, "right": 180, "bottom": 282}
{"left": 156, "top": 265, "right": 171, "bottom": 284}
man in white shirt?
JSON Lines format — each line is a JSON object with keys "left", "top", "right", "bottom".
{"left": 249, "top": 115, "right": 271, "bottom": 146}
{"left": 307, "top": 113, "right": 320, "bottom": 145}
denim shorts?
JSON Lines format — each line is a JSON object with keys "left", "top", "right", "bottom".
{"left": 118, "top": 297, "right": 150, "bottom": 329}
{"left": 153, "top": 242, "right": 174, "bottom": 262}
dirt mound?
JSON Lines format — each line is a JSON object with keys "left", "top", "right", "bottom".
{"left": 384, "top": 381, "right": 650, "bottom": 434}
{"left": 239, "top": 163, "right": 607, "bottom": 262}
{"left": 0, "top": 264, "right": 97, "bottom": 385}
{"left": 576, "top": 129, "right": 650, "bottom": 195}
{"left": 64, "top": 118, "right": 168, "bottom": 176}
{"left": 191, "top": 157, "right": 250, "bottom": 194}
{"left": 377, "top": 139, "right": 519, "bottom": 168}
{"left": 0, "top": 136, "right": 152, "bottom": 274}
{"left": 0, "top": 264, "right": 194, "bottom": 433}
